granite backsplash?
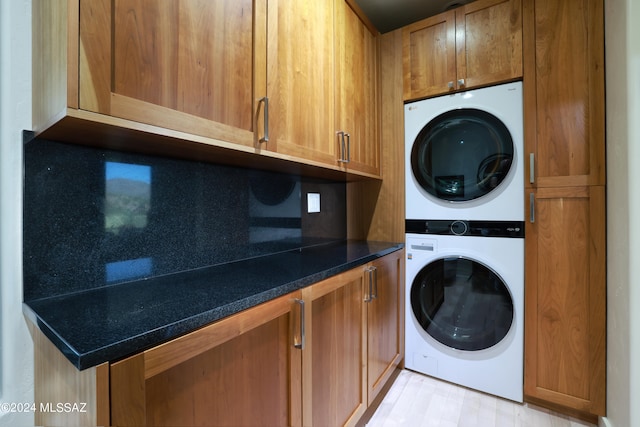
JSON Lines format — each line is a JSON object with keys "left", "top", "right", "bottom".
{"left": 23, "top": 136, "right": 347, "bottom": 302}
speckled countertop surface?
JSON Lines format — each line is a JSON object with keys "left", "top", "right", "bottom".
{"left": 24, "top": 240, "right": 403, "bottom": 370}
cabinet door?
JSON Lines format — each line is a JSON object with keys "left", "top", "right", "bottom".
{"left": 79, "top": 0, "right": 265, "bottom": 149}
{"left": 524, "top": 186, "right": 606, "bottom": 417}
{"left": 302, "top": 267, "right": 366, "bottom": 427}
{"left": 402, "top": 11, "right": 457, "bottom": 101}
{"left": 524, "top": 0, "right": 605, "bottom": 188}
{"left": 110, "top": 291, "right": 303, "bottom": 426}
{"left": 266, "top": 0, "right": 337, "bottom": 165}
{"left": 455, "top": 0, "right": 522, "bottom": 90}
{"left": 335, "top": 0, "right": 379, "bottom": 176}
{"left": 366, "top": 251, "right": 404, "bottom": 404}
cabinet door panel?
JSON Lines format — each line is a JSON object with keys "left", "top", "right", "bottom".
{"left": 402, "top": 11, "right": 456, "bottom": 101}
{"left": 525, "top": 0, "right": 605, "bottom": 187}
{"left": 145, "top": 316, "right": 292, "bottom": 427}
{"left": 303, "top": 268, "right": 366, "bottom": 427}
{"left": 110, "top": 291, "right": 303, "bottom": 426}
{"left": 267, "top": 0, "right": 336, "bottom": 163}
{"left": 367, "top": 251, "right": 403, "bottom": 404}
{"left": 335, "top": 0, "right": 379, "bottom": 176}
{"left": 80, "top": 0, "right": 262, "bottom": 147}
{"left": 524, "top": 186, "right": 606, "bottom": 415}
{"left": 457, "top": 0, "right": 522, "bottom": 87}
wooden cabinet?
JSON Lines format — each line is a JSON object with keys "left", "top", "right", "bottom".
{"left": 302, "top": 267, "right": 367, "bottom": 427}
{"left": 523, "top": 0, "right": 606, "bottom": 419}
{"left": 524, "top": 186, "right": 606, "bottom": 418}
{"left": 365, "top": 252, "right": 404, "bottom": 404}
{"left": 80, "top": 0, "right": 265, "bottom": 149}
{"left": 523, "top": 0, "right": 605, "bottom": 189}
{"left": 402, "top": 0, "right": 522, "bottom": 101}
{"left": 109, "top": 290, "right": 303, "bottom": 426}
{"left": 33, "top": 0, "right": 381, "bottom": 179}
{"left": 301, "top": 250, "right": 404, "bottom": 426}
{"left": 265, "top": 0, "right": 337, "bottom": 165}
{"left": 334, "top": 0, "right": 380, "bottom": 176}
{"left": 33, "top": 251, "right": 403, "bottom": 426}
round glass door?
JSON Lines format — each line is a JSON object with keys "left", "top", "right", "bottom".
{"left": 410, "top": 109, "right": 514, "bottom": 202}
{"left": 410, "top": 257, "right": 514, "bottom": 351}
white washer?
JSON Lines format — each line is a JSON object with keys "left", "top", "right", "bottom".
{"left": 405, "top": 222, "right": 524, "bottom": 402}
{"left": 405, "top": 82, "right": 524, "bottom": 221}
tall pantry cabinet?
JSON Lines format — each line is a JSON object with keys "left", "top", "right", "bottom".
{"left": 523, "top": 0, "right": 606, "bottom": 420}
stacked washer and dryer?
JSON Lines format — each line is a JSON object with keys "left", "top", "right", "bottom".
{"left": 404, "top": 82, "right": 525, "bottom": 402}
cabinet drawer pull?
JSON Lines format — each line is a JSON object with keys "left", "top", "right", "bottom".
{"left": 258, "top": 97, "right": 269, "bottom": 144}
{"left": 294, "top": 298, "right": 305, "bottom": 350}
{"left": 448, "top": 81, "right": 454, "bottom": 89}
{"left": 457, "top": 79, "right": 465, "bottom": 87}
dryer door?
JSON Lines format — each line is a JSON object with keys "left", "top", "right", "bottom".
{"left": 410, "top": 256, "right": 514, "bottom": 351}
{"left": 410, "top": 109, "right": 514, "bottom": 202}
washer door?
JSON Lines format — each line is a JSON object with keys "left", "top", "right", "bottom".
{"left": 410, "top": 109, "right": 514, "bottom": 202}
{"left": 410, "top": 256, "right": 514, "bottom": 351}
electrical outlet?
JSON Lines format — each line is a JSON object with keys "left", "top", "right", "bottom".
{"left": 307, "top": 193, "right": 320, "bottom": 213}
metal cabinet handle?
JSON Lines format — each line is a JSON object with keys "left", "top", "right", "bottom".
{"left": 457, "top": 79, "right": 465, "bottom": 87}
{"left": 259, "top": 97, "right": 269, "bottom": 144}
{"left": 337, "top": 131, "right": 346, "bottom": 163}
{"left": 448, "top": 81, "right": 454, "bottom": 89}
{"left": 364, "top": 266, "right": 377, "bottom": 302}
{"left": 337, "top": 131, "right": 351, "bottom": 163}
{"left": 530, "top": 193, "right": 535, "bottom": 223}
{"left": 345, "top": 133, "right": 351, "bottom": 163}
{"left": 372, "top": 266, "right": 378, "bottom": 299}
{"left": 529, "top": 153, "right": 535, "bottom": 184}
{"left": 294, "top": 298, "right": 305, "bottom": 349}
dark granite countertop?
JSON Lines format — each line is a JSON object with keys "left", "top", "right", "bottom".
{"left": 24, "top": 240, "right": 403, "bottom": 370}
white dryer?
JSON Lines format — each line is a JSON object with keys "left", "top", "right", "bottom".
{"left": 405, "top": 82, "right": 524, "bottom": 221}
{"left": 405, "top": 220, "right": 524, "bottom": 402}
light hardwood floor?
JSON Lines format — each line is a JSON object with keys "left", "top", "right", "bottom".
{"left": 366, "top": 370, "right": 596, "bottom": 427}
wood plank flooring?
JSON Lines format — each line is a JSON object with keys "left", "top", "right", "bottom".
{"left": 366, "top": 370, "right": 596, "bottom": 427}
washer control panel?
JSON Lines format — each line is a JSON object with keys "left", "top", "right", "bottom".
{"left": 405, "top": 219, "right": 524, "bottom": 238}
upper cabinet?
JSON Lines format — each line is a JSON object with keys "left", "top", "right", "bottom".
{"left": 402, "top": 0, "right": 522, "bottom": 101}
{"left": 524, "top": 0, "right": 605, "bottom": 188}
{"left": 33, "top": 0, "right": 381, "bottom": 179}
{"left": 265, "top": 0, "right": 337, "bottom": 166}
{"left": 334, "top": 0, "right": 380, "bottom": 176}
{"left": 79, "top": 0, "right": 265, "bottom": 149}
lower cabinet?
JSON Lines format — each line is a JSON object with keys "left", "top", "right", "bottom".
{"left": 524, "top": 186, "right": 606, "bottom": 419}
{"left": 110, "top": 290, "right": 304, "bottom": 426}
{"left": 33, "top": 250, "right": 403, "bottom": 427}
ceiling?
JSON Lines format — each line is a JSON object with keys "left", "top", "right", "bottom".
{"left": 354, "top": 0, "right": 473, "bottom": 33}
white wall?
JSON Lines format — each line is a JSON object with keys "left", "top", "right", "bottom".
{"left": 0, "top": 0, "right": 34, "bottom": 426}
{"left": 604, "top": 0, "right": 640, "bottom": 426}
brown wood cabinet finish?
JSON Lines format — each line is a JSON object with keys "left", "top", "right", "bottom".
{"left": 302, "top": 268, "right": 368, "bottom": 427}
{"left": 524, "top": 0, "right": 605, "bottom": 188}
{"left": 33, "top": 0, "right": 382, "bottom": 180}
{"left": 524, "top": 186, "right": 606, "bottom": 418}
{"left": 80, "top": 0, "right": 263, "bottom": 149}
{"left": 523, "top": 0, "right": 606, "bottom": 419}
{"left": 335, "top": 0, "right": 380, "bottom": 176}
{"left": 109, "top": 290, "right": 304, "bottom": 426}
{"left": 402, "top": 0, "right": 522, "bottom": 101}
{"left": 366, "top": 252, "right": 404, "bottom": 404}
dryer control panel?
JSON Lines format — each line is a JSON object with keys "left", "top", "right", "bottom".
{"left": 405, "top": 219, "right": 524, "bottom": 238}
